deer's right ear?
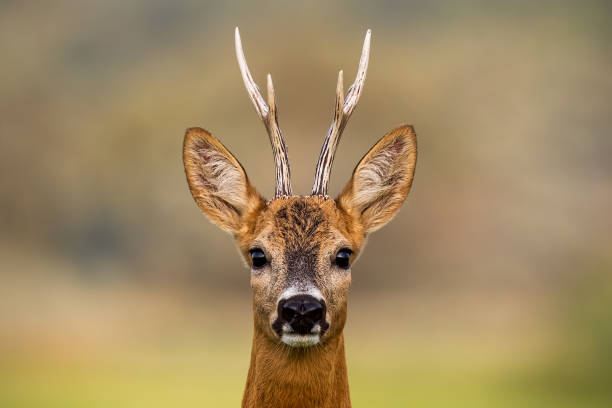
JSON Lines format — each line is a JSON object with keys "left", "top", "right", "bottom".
{"left": 183, "top": 127, "right": 265, "bottom": 234}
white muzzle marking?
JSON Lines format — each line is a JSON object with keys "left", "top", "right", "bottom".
{"left": 281, "top": 333, "right": 320, "bottom": 347}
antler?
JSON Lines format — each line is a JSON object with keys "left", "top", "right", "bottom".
{"left": 311, "top": 30, "right": 371, "bottom": 197}
{"left": 235, "top": 27, "right": 292, "bottom": 198}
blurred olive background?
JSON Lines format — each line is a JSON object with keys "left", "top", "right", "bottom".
{"left": 1, "top": 0, "right": 611, "bottom": 407}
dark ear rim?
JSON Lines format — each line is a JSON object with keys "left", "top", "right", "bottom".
{"left": 336, "top": 124, "right": 417, "bottom": 232}
{"left": 183, "top": 127, "right": 265, "bottom": 234}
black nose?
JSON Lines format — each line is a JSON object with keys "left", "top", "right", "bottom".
{"left": 278, "top": 295, "right": 325, "bottom": 335}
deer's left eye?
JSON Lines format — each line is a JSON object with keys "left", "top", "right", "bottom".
{"left": 335, "top": 248, "right": 352, "bottom": 269}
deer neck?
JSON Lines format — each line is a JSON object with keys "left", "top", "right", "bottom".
{"left": 242, "top": 329, "right": 350, "bottom": 408}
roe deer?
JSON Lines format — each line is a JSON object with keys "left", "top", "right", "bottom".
{"left": 183, "top": 28, "right": 417, "bottom": 408}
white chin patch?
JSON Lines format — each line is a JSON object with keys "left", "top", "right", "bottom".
{"left": 281, "top": 333, "right": 320, "bottom": 347}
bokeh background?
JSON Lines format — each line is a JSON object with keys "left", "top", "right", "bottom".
{"left": 1, "top": 1, "right": 611, "bottom": 407}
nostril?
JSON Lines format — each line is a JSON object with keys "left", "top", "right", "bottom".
{"left": 301, "top": 301, "right": 323, "bottom": 322}
{"left": 281, "top": 301, "right": 300, "bottom": 322}
{"left": 304, "top": 306, "right": 323, "bottom": 323}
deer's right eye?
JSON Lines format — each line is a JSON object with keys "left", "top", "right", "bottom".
{"left": 250, "top": 248, "right": 268, "bottom": 268}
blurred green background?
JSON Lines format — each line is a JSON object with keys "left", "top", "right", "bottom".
{"left": 1, "top": 0, "right": 611, "bottom": 407}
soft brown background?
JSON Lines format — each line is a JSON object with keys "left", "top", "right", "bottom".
{"left": 1, "top": 1, "right": 611, "bottom": 407}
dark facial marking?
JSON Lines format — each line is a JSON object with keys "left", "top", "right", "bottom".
{"left": 274, "top": 200, "right": 329, "bottom": 287}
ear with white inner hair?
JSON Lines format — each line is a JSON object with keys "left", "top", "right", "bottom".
{"left": 337, "top": 125, "right": 417, "bottom": 233}
{"left": 183, "top": 127, "right": 265, "bottom": 234}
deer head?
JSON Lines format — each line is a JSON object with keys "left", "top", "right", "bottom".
{"left": 183, "top": 28, "right": 416, "bottom": 352}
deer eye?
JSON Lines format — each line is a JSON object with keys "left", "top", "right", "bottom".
{"left": 335, "top": 248, "right": 352, "bottom": 269}
{"left": 250, "top": 248, "right": 268, "bottom": 268}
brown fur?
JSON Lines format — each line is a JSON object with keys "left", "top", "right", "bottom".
{"left": 183, "top": 125, "right": 417, "bottom": 407}
{"left": 243, "top": 332, "right": 350, "bottom": 408}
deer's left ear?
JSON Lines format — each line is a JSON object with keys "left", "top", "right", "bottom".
{"left": 337, "top": 125, "right": 417, "bottom": 233}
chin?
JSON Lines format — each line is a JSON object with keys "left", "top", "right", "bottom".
{"left": 281, "top": 333, "right": 321, "bottom": 348}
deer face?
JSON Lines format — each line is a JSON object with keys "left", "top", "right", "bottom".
{"left": 182, "top": 29, "right": 417, "bottom": 348}
{"left": 239, "top": 196, "right": 360, "bottom": 347}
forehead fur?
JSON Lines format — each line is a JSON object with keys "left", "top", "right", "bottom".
{"left": 273, "top": 199, "right": 328, "bottom": 247}
{"left": 237, "top": 196, "right": 364, "bottom": 255}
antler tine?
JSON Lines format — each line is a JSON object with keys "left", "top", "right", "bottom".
{"left": 344, "top": 29, "right": 371, "bottom": 116}
{"left": 311, "top": 30, "right": 371, "bottom": 197}
{"left": 235, "top": 27, "right": 292, "bottom": 197}
{"left": 235, "top": 27, "right": 269, "bottom": 119}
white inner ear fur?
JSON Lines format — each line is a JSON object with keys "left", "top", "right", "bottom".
{"left": 195, "top": 147, "right": 248, "bottom": 209}
{"left": 353, "top": 143, "right": 405, "bottom": 210}
{"left": 197, "top": 148, "right": 247, "bottom": 209}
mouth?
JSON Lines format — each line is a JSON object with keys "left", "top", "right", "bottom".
{"left": 279, "top": 322, "right": 322, "bottom": 347}
{"left": 281, "top": 333, "right": 320, "bottom": 347}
